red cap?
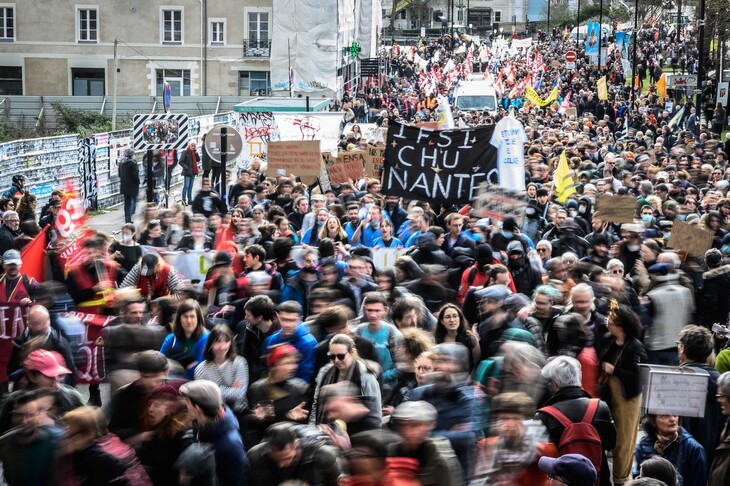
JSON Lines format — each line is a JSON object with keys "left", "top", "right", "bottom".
{"left": 24, "top": 350, "right": 71, "bottom": 377}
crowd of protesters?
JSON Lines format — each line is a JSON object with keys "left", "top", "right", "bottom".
{"left": 0, "top": 14, "right": 729, "bottom": 486}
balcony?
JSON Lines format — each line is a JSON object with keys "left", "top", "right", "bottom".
{"left": 243, "top": 39, "right": 271, "bottom": 58}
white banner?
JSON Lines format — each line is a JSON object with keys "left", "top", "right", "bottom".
{"left": 161, "top": 250, "right": 214, "bottom": 286}
{"left": 273, "top": 113, "right": 344, "bottom": 155}
{"left": 371, "top": 248, "right": 406, "bottom": 270}
{"left": 490, "top": 115, "right": 527, "bottom": 192}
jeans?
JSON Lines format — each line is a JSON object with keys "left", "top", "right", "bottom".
{"left": 123, "top": 194, "right": 137, "bottom": 223}
{"left": 182, "top": 176, "right": 195, "bottom": 203}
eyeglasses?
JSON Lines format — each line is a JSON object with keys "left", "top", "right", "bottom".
{"left": 5, "top": 219, "right": 19, "bottom": 223}
{"left": 328, "top": 353, "right": 347, "bottom": 362}
{"left": 537, "top": 248, "right": 548, "bottom": 253}
{"left": 611, "top": 269, "right": 624, "bottom": 274}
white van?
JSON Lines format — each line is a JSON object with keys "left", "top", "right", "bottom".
{"left": 453, "top": 80, "right": 498, "bottom": 114}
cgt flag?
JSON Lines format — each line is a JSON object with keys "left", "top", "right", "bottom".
{"left": 525, "top": 85, "right": 559, "bottom": 107}
{"left": 382, "top": 121, "right": 498, "bottom": 204}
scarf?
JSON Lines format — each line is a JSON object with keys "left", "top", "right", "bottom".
{"left": 189, "top": 147, "right": 200, "bottom": 175}
{"left": 654, "top": 432, "right": 678, "bottom": 456}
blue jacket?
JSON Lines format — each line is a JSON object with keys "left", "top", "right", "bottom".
{"left": 634, "top": 428, "right": 707, "bottom": 486}
{"left": 280, "top": 270, "right": 319, "bottom": 315}
{"left": 197, "top": 406, "right": 248, "bottom": 486}
{"left": 262, "top": 322, "right": 317, "bottom": 383}
{"left": 160, "top": 330, "right": 209, "bottom": 379}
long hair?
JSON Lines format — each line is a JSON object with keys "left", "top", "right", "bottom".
{"left": 203, "top": 325, "right": 237, "bottom": 362}
{"left": 320, "top": 216, "right": 348, "bottom": 242}
{"left": 172, "top": 299, "right": 206, "bottom": 341}
{"left": 434, "top": 303, "right": 472, "bottom": 344}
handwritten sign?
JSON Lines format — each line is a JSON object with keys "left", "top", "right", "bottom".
{"left": 473, "top": 183, "right": 528, "bottom": 224}
{"left": 594, "top": 194, "right": 636, "bottom": 224}
{"left": 327, "top": 151, "right": 365, "bottom": 185}
{"left": 667, "top": 219, "right": 715, "bottom": 257}
{"left": 365, "top": 143, "right": 386, "bottom": 178}
{"left": 640, "top": 364, "right": 709, "bottom": 417}
{"left": 267, "top": 140, "right": 322, "bottom": 178}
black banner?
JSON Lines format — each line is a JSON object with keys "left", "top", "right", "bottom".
{"left": 382, "top": 121, "right": 498, "bottom": 204}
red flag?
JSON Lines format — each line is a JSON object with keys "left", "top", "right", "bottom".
{"left": 214, "top": 224, "right": 234, "bottom": 251}
{"left": 50, "top": 189, "right": 92, "bottom": 275}
{"left": 20, "top": 225, "right": 49, "bottom": 282}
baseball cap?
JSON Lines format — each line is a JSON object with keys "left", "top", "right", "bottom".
{"left": 538, "top": 454, "right": 597, "bottom": 485}
{"left": 2, "top": 249, "right": 21, "bottom": 266}
{"left": 23, "top": 350, "right": 71, "bottom": 377}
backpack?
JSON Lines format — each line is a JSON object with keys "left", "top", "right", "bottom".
{"left": 538, "top": 399, "right": 603, "bottom": 484}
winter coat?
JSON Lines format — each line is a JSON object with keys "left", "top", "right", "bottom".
{"left": 194, "top": 406, "right": 248, "bottom": 486}
{"left": 248, "top": 434, "right": 342, "bottom": 486}
{"left": 710, "top": 422, "right": 730, "bottom": 486}
{"left": 118, "top": 155, "right": 140, "bottom": 196}
{"left": 178, "top": 148, "right": 199, "bottom": 177}
{"left": 634, "top": 428, "right": 707, "bottom": 486}
{"left": 679, "top": 361, "right": 725, "bottom": 466}
{"left": 262, "top": 322, "right": 317, "bottom": 383}
{"left": 697, "top": 265, "right": 730, "bottom": 327}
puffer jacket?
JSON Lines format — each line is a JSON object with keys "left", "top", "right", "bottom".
{"left": 634, "top": 428, "right": 707, "bottom": 486}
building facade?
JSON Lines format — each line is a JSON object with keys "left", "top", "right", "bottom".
{"left": 0, "top": 0, "right": 275, "bottom": 97}
{"left": 390, "top": 0, "right": 530, "bottom": 34}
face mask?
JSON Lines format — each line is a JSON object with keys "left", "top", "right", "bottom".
{"left": 191, "top": 231, "right": 204, "bottom": 238}
{"left": 569, "top": 209, "right": 578, "bottom": 217}
{"left": 122, "top": 234, "right": 133, "bottom": 243}
{"left": 502, "top": 231, "right": 513, "bottom": 238}
{"left": 628, "top": 244, "right": 640, "bottom": 252}
{"left": 722, "top": 245, "right": 730, "bottom": 255}
{"left": 677, "top": 214, "right": 686, "bottom": 221}
{"left": 663, "top": 233, "right": 671, "bottom": 240}
{"left": 525, "top": 207, "right": 536, "bottom": 216}
{"left": 642, "top": 215, "right": 653, "bottom": 224}
{"left": 578, "top": 206, "right": 587, "bottom": 215}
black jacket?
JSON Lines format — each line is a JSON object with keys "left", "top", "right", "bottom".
{"left": 697, "top": 265, "right": 730, "bottom": 327}
{"left": 0, "top": 225, "right": 19, "bottom": 256}
{"left": 191, "top": 191, "right": 227, "bottom": 217}
{"left": 535, "top": 386, "right": 617, "bottom": 486}
{"left": 248, "top": 435, "right": 342, "bottom": 486}
{"left": 118, "top": 156, "right": 140, "bottom": 196}
{"left": 8, "top": 327, "right": 76, "bottom": 380}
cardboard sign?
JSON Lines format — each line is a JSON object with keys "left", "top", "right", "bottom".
{"left": 564, "top": 107, "right": 577, "bottom": 118}
{"left": 327, "top": 151, "right": 366, "bottom": 185}
{"left": 365, "top": 143, "right": 386, "bottom": 178}
{"left": 641, "top": 364, "right": 709, "bottom": 417}
{"left": 667, "top": 219, "right": 715, "bottom": 257}
{"left": 473, "top": 183, "right": 528, "bottom": 224}
{"left": 371, "top": 248, "right": 406, "bottom": 270}
{"left": 267, "top": 140, "right": 322, "bottom": 178}
{"left": 594, "top": 194, "right": 636, "bottom": 224}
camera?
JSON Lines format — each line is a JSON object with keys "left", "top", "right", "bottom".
{"left": 712, "top": 323, "right": 730, "bottom": 337}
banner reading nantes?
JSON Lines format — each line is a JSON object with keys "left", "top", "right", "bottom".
{"left": 382, "top": 121, "right": 497, "bottom": 204}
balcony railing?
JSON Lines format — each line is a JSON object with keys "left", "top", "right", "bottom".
{"left": 243, "top": 39, "right": 271, "bottom": 58}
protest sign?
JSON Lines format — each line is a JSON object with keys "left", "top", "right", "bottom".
{"left": 666, "top": 220, "right": 715, "bottom": 257}
{"left": 594, "top": 194, "right": 637, "bottom": 224}
{"left": 371, "top": 248, "right": 406, "bottom": 270}
{"left": 267, "top": 140, "right": 322, "bottom": 178}
{"left": 365, "top": 144, "right": 386, "bottom": 178}
{"left": 382, "top": 121, "right": 498, "bottom": 204}
{"left": 640, "top": 364, "right": 709, "bottom": 417}
{"left": 160, "top": 250, "right": 214, "bottom": 285}
{"left": 327, "top": 151, "right": 365, "bottom": 184}
{"left": 473, "top": 183, "right": 528, "bottom": 224}
{"left": 490, "top": 116, "right": 527, "bottom": 191}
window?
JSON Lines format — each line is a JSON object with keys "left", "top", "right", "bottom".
{"left": 210, "top": 19, "right": 225, "bottom": 45}
{"left": 161, "top": 9, "right": 183, "bottom": 44}
{"left": 77, "top": 7, "right": 98, "bottom": 43}
{"left": 238, "top": 71, "right": 270, "bottom": 96}
{"left": 156, "top": 69, "right": 190, "bottom": 96}
{"left": 247, "top": 12, "right": 268, "bottom": 45}
{"left": 72, "top": 68, "right": 104, "bottom": 96}
{"left": 0, "top": 6, "right": 13, "bottom": 41}
{"left": 457, "top": 9, "right": 464, "bottom": 23}
{"left": 494, "top": 11, "right": 501, "bottom": 22}
{"left": 0, "top": 66, "right": 21, "bottom": 94}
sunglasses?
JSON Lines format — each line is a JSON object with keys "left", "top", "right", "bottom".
{"left": 327, "top": 353, "right": 347, "bottom": 362}
{"left": 537, "top": 248, "right": 548, "bottom": 253}
{"left": 611, "top": 269, "right": 624, "bottom": 274}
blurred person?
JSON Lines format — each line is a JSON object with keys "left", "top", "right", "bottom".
{"left": 178, "top": 141, "right": 200, "bottom": 205}
{"left": 67, "top": 235, "right": 121, "bottom": 317}
{"left": 537, "top": 356, "right": 616, "bottom": 486}
{"left": 194, "top": 325, "right": 249, "bottom": 413}
{"left": 106, "top": 350, "right": 170, "bottom": 443}
{"left": 262, "top": 300, "right": 317, "bottom": 383}
{"left": 697, "top": 248, "right": 730, "bottom": 327}
{"left": 311, "top": 304, "right": 377, "bottom": 372}
{"left": 471, "top": 392, "right": 556, "bottom": 485}
{"left": 634, "top": 414, "right": 707, "bottom": 486}
{"left": 0, "top": 389, "right": 61, "bottom": 485}
{"left": 0, "top": 211, "right": 20, "bottom": 255}
{"left": 109, "top": 223, "right": 143, "bottom": 272}
{"left": 310, "top": 333, "right": 382, "bottom": 435}
{"left": 138, "top": 219, "right": 166, "bottom": 247}
{"left": 638, "top": 456, "right": 678, "bottom": 486}
{"left": 180, "top": 380, "right": 248, "bottom": 486}
{"left": 160, "top": 299, "right": 210, "bottom": 379}
{"left": 545, "top": 313, "right": 600, "bottom": 397}
{"left": 175, "top": 215, "right": 214, "bottom": 251}
{"left": 247, "top": 422, "right": 343, "bottom": 485}
{"left": 238, "top": 294, "right": 279, "bottom": 383}
{"left": 136, "top": 384, "right": 193, "bottom": 486}
{"left": 118, "top": 147, "right": 140, "bottom": 223}
{"left": 710, "top": 372, "right": 730, "bottom": 484}
{"left": 354, "top": 292, "right": 403, "bottom": 389}
{"left": 564, "top": 283, "right": 607, "bottom": 348}
{"left": 383, "top": 328, "right": 434, "bottom": 416}
{"left": 599, "top": 300, "right": 647, "bottom": 485}
{"left": 60, "top": 406, "right": 152, "bottom": 486}
{"left": 389, "top": 401, "right": 463, "bottom": 485}
{"left": 245, "top": 344, "right": 309, "bottom": 448}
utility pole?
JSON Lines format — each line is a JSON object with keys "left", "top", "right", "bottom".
{"left": 598, "top": 0, "right": 604, "bottom": 70}
{"left": 576, "top": 0, "right": 582, "bottom": 52}
{"left": 696, "top": 0, "right": 706, "bottom": 123}
{"left": 631, "top": 0, "right": 639, "bottom": 104}
{"left": 547, "top": 0, "right": 550, "bottom": 38}
{"left": 112, "top": 38, "right": 118, "bottom": 131}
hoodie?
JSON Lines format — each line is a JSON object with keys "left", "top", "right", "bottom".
{"left": 195, "top": 406, "right": 248, "bottom": 486}
{"left": 262, "top": 322, "right": 318, "bottom": 383}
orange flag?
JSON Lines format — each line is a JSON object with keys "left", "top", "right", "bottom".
{"left": 656, "top": 74, "right": 667, "bottom": 102}
{"left": 20, "top": 225, "right": 49, "bottom": 282}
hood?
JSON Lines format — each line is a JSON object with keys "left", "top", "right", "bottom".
{"left": 703, "top": 264, "right": 730, "bottom": 280}
{"left": 578, "top": 195, "right": 593, "bottom": 219}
